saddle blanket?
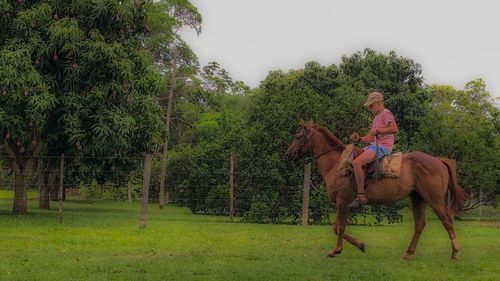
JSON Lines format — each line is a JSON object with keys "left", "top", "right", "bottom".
{"left": 338, "top": 144, "right": 403, "bottom": 178}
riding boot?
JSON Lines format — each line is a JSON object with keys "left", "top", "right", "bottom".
{"left": 347, "top": 168, "right": 368, "bottom": 209}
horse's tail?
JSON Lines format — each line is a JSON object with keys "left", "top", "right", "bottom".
{"left": 439, "top": 158, "right": 469, "bottom": 217}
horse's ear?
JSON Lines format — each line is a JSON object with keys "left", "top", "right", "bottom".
{"left": 299, "top": 119, "right": 305, "bottom": 126}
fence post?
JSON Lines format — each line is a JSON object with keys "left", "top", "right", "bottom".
{"left": 479, "top": 188, "right": 483, "bottom": 216}
{"left": 139, "top": 154, "right": 153, "bottom": 228}
{"left": 127, "top": 179, "right": 132, "bottom": 203}
{"left": 58, "top": 153, "right": 65, "bottom": 223}
{"left": 301, "top": 161, "right": 311, "bottom": 226}
{"left": 229, "top": 154, "right": 235, "bottom": 222}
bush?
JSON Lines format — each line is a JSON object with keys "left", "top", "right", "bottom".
{"left": 204, "top": 184, "right": 229, "bottom": 215}
{"left": 309, "top": 183, "right": 335, "bottom": 225}
{"left": 243, "top": 192, "right": 282, "bottom": 224}
{"left": 276, "top": 183, "right": 334, "bottom": 225}
{"left": 348, "top": 198, "right": 409, "bottom": 225}
{"left": 79, "top": 180, "right": 128, "bottom": 201}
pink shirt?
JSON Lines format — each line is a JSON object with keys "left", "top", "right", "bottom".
{"left": 370, "top": 109, "right": 395, "bottom": 150}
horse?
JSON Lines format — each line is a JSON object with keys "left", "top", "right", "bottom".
{"left": 285, "top": 120, "right": 469, "bottom": 259}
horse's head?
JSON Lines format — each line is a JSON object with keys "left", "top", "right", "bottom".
{"left": 286, "top": 120, "right": 317, "bottom": 161}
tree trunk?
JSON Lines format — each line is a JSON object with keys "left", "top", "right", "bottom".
{"left": 4, "top": 139, "right": 43, "bottom": 213}
{"left": 62, "top": 184, "right": 66, "bottom": 201}
{"left": 13, "top": 169, "right": 28, "bottom": 213}
{"left": 58, "top": 154, "right": 64, "bottom": 223}
{"left": 37, "top": 159, "right": 50, "bottom": 209}
{"left": 127, "top": 179, "right": 132, "bottom": 202}
{"left": 139, "top": 154, "right": 153, "bottom": 228}
{"left": 159, "top": 45, "right": 178, "bottom": 209}
{"left": 48, "top": 171, "right": 58, "bottom": 200}
{"left": 479, "top": 188, "right": 484, "bottom": 216}
{"left": 39, "top": 184, "right": 50, "bottom": 209}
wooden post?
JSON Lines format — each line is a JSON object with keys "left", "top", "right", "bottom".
{"left": 301, "top": 161, "right": 311, "bottom": 226}
{"left": 127, "top": 179, "right": 132, "bottom": 203}
{"left": 58, "top": 154, "right": 65, "bottom": 223}
{"left": 479, "top": 188, "right": 484, "bottom": 216}
{"left": 229, "top": 154, "right": 235, "bottom": 222}
{"left": 139, "top": 154, "right": 153, "bottom": 228}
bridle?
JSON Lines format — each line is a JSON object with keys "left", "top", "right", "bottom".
{"left": 295, "top": 127, "right": 312, "bottom": 158}
{"left": 294, "top": 126, "right": 353, "bottom": 193}
{"left": 295, "top": 126, "right": 344, "bottom": 159}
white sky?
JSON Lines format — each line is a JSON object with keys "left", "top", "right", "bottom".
{"left": 181, "top": 0, "right": 500, "bottom": 98}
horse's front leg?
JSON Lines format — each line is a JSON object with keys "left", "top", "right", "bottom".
{"left": 327, "top": 199, "right": 349, "bottom": 257}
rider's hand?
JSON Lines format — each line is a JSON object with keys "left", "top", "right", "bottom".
{"left": 350, "top": 132, "right": 360, "bottom": 142}
{"left": 369, "top": 129, "right": 380, "bottom": 136}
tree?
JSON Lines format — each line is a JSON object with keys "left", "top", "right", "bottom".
{"left": 412, "top": 80, "right": 499, "bottom": 207}
{"left": 149, "top": 62, "right": 252, "bottom": 209}
{"left": 164, "top": 50, "right": 427, "bottom": 223}
{"left": 0, "top": 0, "right": 165, "bottom": 213}
{"left": 236, "top": 50, "right": 428, "bottom": 223}
{"left": 153, "top": 0, "right": 202, "bottom": 208}
{"left": 336, "top": 49, "right": 429, "bottom": 149}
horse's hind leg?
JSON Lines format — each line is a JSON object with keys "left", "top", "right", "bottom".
{"left": 402, "top": 193, "right": 427, "bottom": 259}
{"left": 429, "top": 203, "right": 460, "bottom": 259}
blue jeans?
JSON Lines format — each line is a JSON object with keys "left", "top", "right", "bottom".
{"left": 364, "top": 145, "right": 391, "bottom": 158}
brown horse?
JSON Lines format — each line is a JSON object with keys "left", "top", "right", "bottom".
{"left": 286, "top": 121, "right": 469, "bottom": 259}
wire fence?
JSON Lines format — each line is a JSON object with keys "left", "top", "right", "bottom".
{"left": 0, "top": 153, "right": 496, "bottom": 224}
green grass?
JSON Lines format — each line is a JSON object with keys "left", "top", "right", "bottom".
{"left": 0, "top": 192, "right": 498, "bottom": 281}
{"left": 0, "top": 190, "right": 38, "bottom": 199}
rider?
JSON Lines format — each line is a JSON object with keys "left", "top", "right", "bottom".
{"left": 348, "top": 92, "right": 399, "bottom": 209}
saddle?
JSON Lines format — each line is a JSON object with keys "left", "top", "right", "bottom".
{"left": 338, "top": 144, "right": 403, "bottom": 178}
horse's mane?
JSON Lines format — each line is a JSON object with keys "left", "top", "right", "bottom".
{"left": 316, "top": 126, "right": 345, "bottom": 149}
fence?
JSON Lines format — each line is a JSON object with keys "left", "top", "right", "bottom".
{"left": 0, "top": 154, "right": 494, "bottom": 226}
{"left": 0, "top": 153, "right": 319, "bottom": 227}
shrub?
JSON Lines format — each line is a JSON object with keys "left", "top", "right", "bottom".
{"left": 204, "top": 184, "right": 229, "bottom": 215}
{"left": 79, "top": 180, "right": 127, "bottom": 201}
{"left": 309, "top": 183, "right": 335, "bottom": 225}
{"left": 243, "top": 192, "right": 281, "bottom": 224}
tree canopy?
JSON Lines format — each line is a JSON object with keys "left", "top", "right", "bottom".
{"left": 163, "top": 49, "right": 498, "bottom": 224}
{"left": 1, "top": 0, "right": 166, "bottom": 212}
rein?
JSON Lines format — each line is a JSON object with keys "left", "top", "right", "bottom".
{"left": 314, "top": 143, "right": 343, "bottom": 159}
{"left": 296, "top": 127, "right": 344, "bottom": 159}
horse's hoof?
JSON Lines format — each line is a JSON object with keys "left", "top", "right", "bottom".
{"left": 451, "top": 254, "right": 460, "bottom": 260}
{"left": 359, "top": 243, "right": 366, "bottom": 253}
{"left": 401, "top": 253, "right": 413, "bottom": 260}
{"left": 326, "top": 249, "right": 341, "bottom": 258}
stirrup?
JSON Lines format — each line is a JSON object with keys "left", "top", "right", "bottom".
{"left": 347, "top": 193, "right": 367, "bottom": 209}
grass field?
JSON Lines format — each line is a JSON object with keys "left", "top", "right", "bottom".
{"left": 0, "top": 191, "right": 498, "bottom": 281}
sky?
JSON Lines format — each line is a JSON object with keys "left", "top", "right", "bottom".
{"left": 181, "top": 0, "right": 500, "bottom": 98}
